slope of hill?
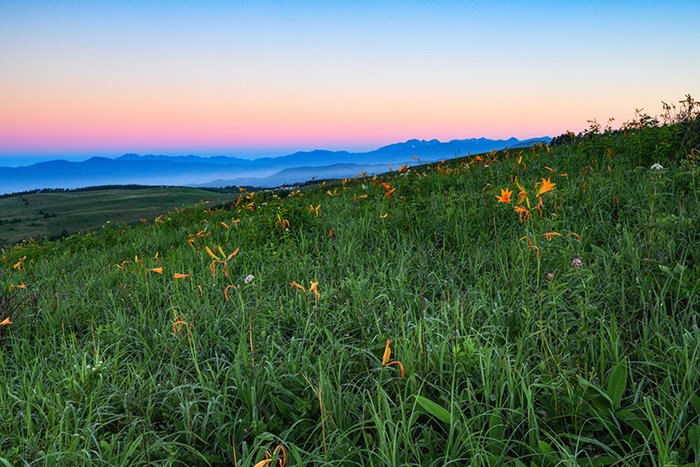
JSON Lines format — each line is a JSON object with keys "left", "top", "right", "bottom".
{"left": 0, "top": 118, "right": 698, "bottom": 464}
{"left": 0, "top": 187, "right": 237, "bottom": 246}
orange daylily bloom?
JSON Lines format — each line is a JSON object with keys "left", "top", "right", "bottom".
{"left": 381, "top": 339, "right": 405, "bottom": 377}
{"left": 173, "top": 273, "right": 190, "bottom": 279}
{"left": 227, "top": 247, "right": 240, "bottom": 260}
{"left": 531, "top": 196, "right": 544, "bottom": 217}
{"left": 398, "top": 164, "right": 409, "bottom": 173}
{"left": 519, "top": 236, "right": 541, "bottom": 257}
{"left": 0, "top": 317, "right": 12, "bottom": 326}
{"left": 379, "top": 213, "right": 389, "bottom": 219}
{"left": 543, "top": 231, "right": 562, "bottom": 241}
{"left": 224, "top": 285, "right": 236, "bottom": 301}
{"left": 513, "top": 205, "right": 531, "bottom": 223}
{"left": 544, "top": 166, "right": 554, "bottom": 172}
{"left": 535, "top": 178, "right": 556, "bottom": 196}
{"left": 515, "top": 179, "right": 530, "bottom": 207}
{"left": 329, "top": 228, "right": 335, "bottom": 239}
{"left": 276, "top": 214, "right": 290, "bottom": 229}
{"left": 354, "top": 194, "right": 368, "bottom": 200}
{"left": 148, "top": 267, "right": 163, "bottom": 274}
{"left": 205, "top": 246, "right": 220, "bottom": 260}
{"left": 495, "top": 188, "right": 513, "bottom": 204}
{"left": 220, "top": 221, "right": 229, "bottom": 229}
{"left": 308, "top": 281, "right": 320, "bottom": 305}
{"left": 172, "top": 316, "right": 191, "bottom": 336}
{"left": 12, "top": 256, "right": 26, "bottom": 270}
{"left": 290, "top": 281, "right": 306, "bottom": 293}
{"left": 309, "top": 204, "right": 321, "bottom": 216}
{"left": 253, "top": 445, "right": 287, "bottom": 467}
{"left": 10, "top": 283, "right": 26, "bottom": 289}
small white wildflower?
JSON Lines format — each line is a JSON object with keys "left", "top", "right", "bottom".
{"left": 361, "top": 184, "right": 367, "bottom": 190}
{"left": 244, "top": 274, "right": 255, "bottom": 284}
{"left": 650, "top": 163, "right": 663, "bottom": 170}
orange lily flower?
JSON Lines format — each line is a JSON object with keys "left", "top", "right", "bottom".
{"left": 515, "top": 179, "right": 530, "bottom": 207}
{"left": 220, "top": 221, "right": 229, "bottom": 229}
{"left": 290, "top": 281, "right": 306, "bottom": 293}
{"left": 535, "top": 178, "right": 556, "bottom": 196}
{"left": 205, "top": 246, "right": 220, "bottom": 260}
{"left": 172, "top": 316, "right": 191, "bottom": 336}
{"left": 309, "top": 281, "right": 320, "bottom": 305}
{"left": 519, "top": 236, "right": 540, "bottom": 256}
{"left": 276, "top": 214, "right": 290, "bottom": 229}
{"left": 224, "top": 285, "right": 236, "bottom": 301}
{"left": 513, "top": 205, "right": 531, "bottom": 223}
{"left": 253, "top": 445, "right": 287, "bottom": 467}
{"left": 354, "top": 194, "right": 368, "bottom": 200}
{"left": 12, "top": 256, "right": 26, "bottom": 270}
{"left": 329, "top": 228, "right": 335, "bottom": 239}
{"left": 10, "top": 283, "right": 26, "bottom": 290}
{"left": 148, "top": 267, "right": 163, "bottom": 274}
{"left": 173, "top": 273, "right": 190, "bottom": 279}
{"left": 531, "top": 196, "right": 544, "bottom": 217}
{"left": 379, "top": 213, "right": 389, "bottom": 219}
{"left": 543, "top": 231, "right": 562, "bottom": 241}
{"left": 381, "top": 339, "right": 405, "bottom": 377}
{"left": 309, "top": 204, "right": 321, "bottom": 216}
{"left": 0, "top": 317, "right": 12, "bottom": 326}
{"left": 495, "top": 188, "right": 512, "bottom": 204}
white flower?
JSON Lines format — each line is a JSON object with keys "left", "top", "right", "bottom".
{"left": 244, "top": 274, "right": 255, "bottom": 284}
{"left": 650, "top": 163, "right": 663, "bottom": 170}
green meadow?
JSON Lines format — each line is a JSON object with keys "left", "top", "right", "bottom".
{"left": 1, "top": 111, "right": 699, "bottom": 465}
{"left": 0, "top": 187, "right": 238, "bottom": 246}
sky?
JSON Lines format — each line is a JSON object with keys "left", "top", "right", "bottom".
{"left": 1, "top": 0, "right": 699, "bottom": 163}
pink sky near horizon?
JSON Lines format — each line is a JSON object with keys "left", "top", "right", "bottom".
{"left": 1, "top": 1, "right": 698, "bottom": 157}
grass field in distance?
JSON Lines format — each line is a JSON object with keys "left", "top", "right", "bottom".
{"left": 0, "top": 187, "right": 238, "bottom": 246}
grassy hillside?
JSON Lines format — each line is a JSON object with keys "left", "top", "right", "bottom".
{"left": 0, "top": 187, "right": 238, "bottom": 246}
{"left": 0, "top": 116, "right": 699, "bottom": 465}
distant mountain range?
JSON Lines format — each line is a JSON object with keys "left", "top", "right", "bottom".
{"left": 0, "top": 136, "right": 550, "bottom": 194}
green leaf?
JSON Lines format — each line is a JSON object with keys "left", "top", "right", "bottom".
{"left": 538, "top": 439, "right": 555, "bottom": 454}
{"left": 607, "top": 360, "right": 628, "bottom": 409}
{"left": 415, "top": 395, "right": 452, "bottom": 425}
{"left": 616, "top": 408, "right": 651, "bottom": 438}
{"left": 691, "top": 394, "right": 700, "bottom": 415}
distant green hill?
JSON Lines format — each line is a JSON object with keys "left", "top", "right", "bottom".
{"left": 0, "top": 111, "right": 698, "bottom": 464}
{"left": 0, "top": 186, "right": 238, "bottom": 246}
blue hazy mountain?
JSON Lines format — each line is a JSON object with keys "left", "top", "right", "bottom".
{"left": 0, "top": 136, "right": 550, "bottom": 194}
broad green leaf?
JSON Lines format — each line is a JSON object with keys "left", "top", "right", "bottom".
{"left": 415, "top": 395, "right": 451, "bottom": 425}
{"left": 607, "top": 360, "right": 628, "bottom": 409}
